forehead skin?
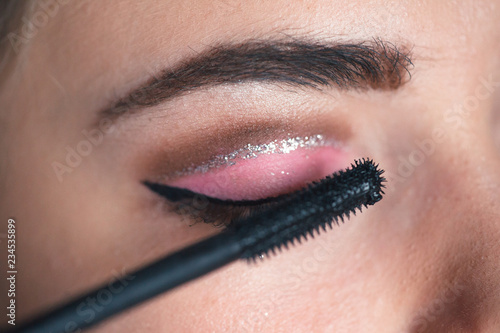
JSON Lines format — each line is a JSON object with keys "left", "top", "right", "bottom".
{"left": 10, "top": 0, "right": 500, "bottom": 121}
{"left": 1, "top": 0, "right": 500, "bottom": 332}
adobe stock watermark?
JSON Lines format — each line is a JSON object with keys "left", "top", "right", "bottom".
{"left": 7, "top": 0, "right": 75, "bottom": 54}
{"left": 386, "top": 74, "right": 500, "bottom": 191}
{"left": 51, "top": 118, "right": 115, "bottom": 182}
{"left": 240, "top": 231, "right": 340, "bottom": 332}
{"left": 56, "top": 268, "right": 135, "bottom": 333}
{"left": 50, "top": 63, "right": 164, "bottom": 183}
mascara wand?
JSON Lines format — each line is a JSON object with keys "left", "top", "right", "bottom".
{"left": 11, "top": 158, "right": 385, "bottom": 333}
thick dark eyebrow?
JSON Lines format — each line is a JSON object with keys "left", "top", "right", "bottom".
{"left": 101, "top": 38, "right": 413, "bottom": 120}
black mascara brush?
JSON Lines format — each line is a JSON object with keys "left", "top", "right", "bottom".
{"left": 11, "top": 158, "right": 385, "bottom": 333}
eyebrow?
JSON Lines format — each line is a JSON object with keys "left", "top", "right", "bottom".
{"left": 101, "top": 38, "right": 413, "bottom": 120}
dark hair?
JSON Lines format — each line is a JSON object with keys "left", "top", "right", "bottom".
{"left": 0, "top": 1, "right": 28, "bottom": 43}
{"left": 0, "top": 1, "right": 29, "bottom": 76}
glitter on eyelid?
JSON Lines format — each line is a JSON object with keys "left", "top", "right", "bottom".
{"left": 179, "top": 134, "right": 329, "bottom": 175}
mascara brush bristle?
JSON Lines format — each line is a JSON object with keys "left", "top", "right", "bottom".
{"left": 227, "top": 158, "right": 385, "bottom": 260}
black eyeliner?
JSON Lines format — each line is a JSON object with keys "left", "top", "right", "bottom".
{"left": 11, "top": 159, "right": 385, "bottom": 333}
{"left": 144, "top": 180, "right": 295, "bottom": 225}
{"left": 144, "top": 181, "right": 284, "bottom": 207}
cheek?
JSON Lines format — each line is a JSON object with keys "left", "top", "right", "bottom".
{"left": 110, "top": 237, "right": 397, "bottom": 332}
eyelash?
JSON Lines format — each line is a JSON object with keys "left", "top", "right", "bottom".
{"left": 144, "top": 181, "right": 289, "bottom": 226}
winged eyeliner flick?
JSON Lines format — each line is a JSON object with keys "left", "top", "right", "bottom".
{"left": 12, "top": 158, "right": 386, "bottom": 333}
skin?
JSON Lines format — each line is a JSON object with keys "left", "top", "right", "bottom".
{"left": 1, "top": 0, "right": 500, "bottom": 332}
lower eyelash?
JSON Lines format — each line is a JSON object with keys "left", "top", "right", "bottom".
{"left": 144, "top": 182, "right": 292, "bottom": 226}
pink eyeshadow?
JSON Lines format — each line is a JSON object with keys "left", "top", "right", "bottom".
{"left": 169, "top": 146, "right": 351, "bottom": 200}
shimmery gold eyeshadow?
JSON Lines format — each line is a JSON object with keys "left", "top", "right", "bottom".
{"left": 178, "top": 134, "right": 331, "bottom": 175}
{"left": 133, "top": 112, "right": 353, "bottom": 183}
